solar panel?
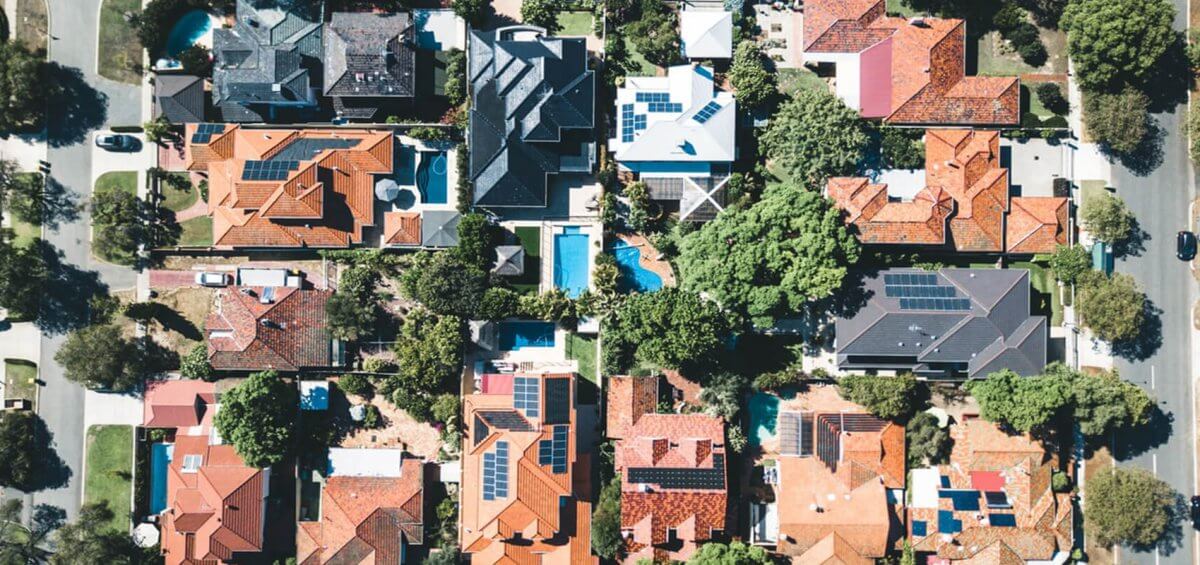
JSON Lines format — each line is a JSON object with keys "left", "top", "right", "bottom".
{"left": 478, "top": 410, "right": 533, "bottom": 431}
{"left": 495, "top": 441, "right": 509, "bottom": 498}
{"left": 899, "top": 298, "right": 972, "bottom": 311}
{"left": 912, "top": 520, "right": 927, "bottom": 536}
{"left": 190, "top": 123, "right": 227, "bottom": 144}
{"left": 482, "top": 452, "right": 496, "bottom": 500}
{"left": 636, "top": 92, "right": 670, "bottom": 103}
{"left": 473, "top": 415, "right": 491, "bottom": 446}
{"left": 621, "top": 104, "right": 635, "bottom": 142}
{"left": 799, "top": 413, "right": 813, "bottom": 456}
{"left": 543, "top": 378, "right": 571, "bottom": 425}
{"left": 627, "top": 454, "right": 725, "bottom": 489}
{"left": 538, "top": 440, "right": 553, "bottom": 466}
{"left": 241, "top": 160, "right": 299, "bottom": 181}
{"left": 691, "top": 101, "right": 723, "bottom": 124}
{"left": 984, "top": 491, "right": 1011, "bottom": 508}
{"left": 989, "top": 513, "right": 1016, "bottom": 527}
{"left": 551, "top": 425, "right": 568, "bottom": 474}
{"left": 513, "top": 377, "right": 540, "bottom": 418}
{"left": 647, "top": 102, "right": 682, "bottom": 113}
{"left": 938, "top": 510, "right": 962, "bottom": 534}
{"left": 940, "top": 489, "right": 981, "bottom": 511}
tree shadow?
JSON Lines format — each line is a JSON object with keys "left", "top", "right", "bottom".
{"left": 43, "top": 63, "right": 108, "bottom": 148}
{"left": 139, "top": 302, "right": 201, "bottom": 341}
{"left": 1111, "top": 216, "right": 1149, "bottom": 258}
{"left": 1150, "top": 492, "right": 1190, "bottom": 556}
{"left": 1102, "top": 118, "right": 1165, "bottom": 177}
{"left": 30, "top": 241, "right": 110, "bottom": 336}
{"left": 1110, "top": 404, "right": 1173, "bottom": 461}
{"left": 23, "top": 414, "right": 72, "bottom": 493}
{"left": 1140, "top": 34, "right": 1191, "bottom": 114}
{"left": 1111, "top": 298, "right": 1163, "bottom": 361}
{"left": 38, "top": 176, "right": 81, "bottom": 230}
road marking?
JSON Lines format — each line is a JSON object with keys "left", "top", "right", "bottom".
{"left": 1153, "top": 454, "right": 1158, "bottom": 475}
{"left": 1156, "top": 547, "right": 1161, "bottom": 565}
{"left": 1151, "top": 365, "right": 1156, "bottom": 390}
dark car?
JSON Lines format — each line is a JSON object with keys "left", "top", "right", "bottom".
{"left": 94, "top": 134, "right": 137, "bottom": 151}
{"left": 1192, "top": 495, "right": 1200, "bottom": 523}
{"left": 1177, "top": 231, "right": 1197, "bottom": 261}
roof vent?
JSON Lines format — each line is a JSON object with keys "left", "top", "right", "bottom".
{"left": 897, "top": 342, "right": 904, "bottom": 347}
{"left": 355, "top": 72, "right": 365, "bottom": 82}
{"left": 909, "top": 17, "right": 926, "bottom": 26}
{"left": 272, "top": 83, "right": 282, "bottom": 93}
{"left": 240, "top": 288, "right": 256, "bottom": 298}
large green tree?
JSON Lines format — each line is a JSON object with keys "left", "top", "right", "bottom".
{"left": 1085, "top": 468, "right": 1178, "bottom": 548}
{"left": 1048, "top": 244, "right": 1092, "bottom": 284}
{"left": 0, "top": 499, "right": 58, "bottom": 563}
{"left": 760, "top": 88, "right": 868, "bottom": 187}
{"left": 521, "top": 0, "right": 562, "bottom": 32}
{"left": 1081, "top": 190, "right": 1134, "bottom": 244}
{"left": 1061, "top": 0, "right": 1176, "bottom": 92}
{"left": 0, "top": 412, "right": 39, "bottom": 490}
{"left": 687, "top": 541, "right": 774, "bottom": 564}
{"left": 90, "top": 187, "right": 143, "bottom": 265}
{"left": 1060, "top": 365, "right": 1153, "bottom": 437}
{"left": 0, "top": 42, "right": 49, "bottom": 132}
{"left": 399, "top": 252, "right": 488, "bottom": 318}
{"left": 678, "top": 183, "right": 860, "bottom": 328}
{"left": 326, "top": 264, "right": 381, "bottom": 342}
{"left": 838, "top": 374, "right": 919, "bottom": 421}
{"left": 728, "top": 40, "right": 777, "bottom": 110}
{"left": 214, "top": 371, "right": 297, "bottom": 468}
{"left": 51, "top": 501, "right": 147, "bottom": 564}
{"left": 55, "top": 325, "right": 173, "bottom": 391}
{"left": 0, "top": 229, "right": 47, "bottom": 321}
{"left": 1082, "top": 89, "right": 1150, "bottom": 154}
{"left": 591, "top": 477, "right": 623, "bottom": 560}
{"left": 1077, "top": 272, "right": 1146, "bottom": 342}
{"left": 603, "top": 288, "right": 732, "bottom": 373}
{"left": 906, "top": 411, "right": 951, "bottom": 468}
{"left": 388, "top": 309, "right": 464, "bottom": 422}
{"left": 965, "top": 369, "right": 1072, "bottom": 433}
{"left": 628, "top": 0, "right": 680, "bottom": 67}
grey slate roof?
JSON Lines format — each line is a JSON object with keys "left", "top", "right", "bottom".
{"left": 834, "top": 268, "right": 1047, "bottom": 378}
{"left": 422, "top": 210, "right": 460, "bottom": 247}
{"left": 324, "top": 12, "right": 415, "bottom": 102}
{"left": 153, "top": 74, "right": 205, "bottom": 123}
{"left": 492, "top": 245, "right": 525, "bottom": 275}
{"left": 212, "top": 0, "right": 322, "bottom": 122}
{"left": 468, "top": 26, "right": 596, "bottom": 207}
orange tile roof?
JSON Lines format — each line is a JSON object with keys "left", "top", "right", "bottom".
{"left": 206, "top": 286, "right": 334, "bottom": 371}
{"left": 184, "top": 124, "right": 393, "bottom": 249}
{"left": 1006, "top": 197, "right": 1069, "bottom": 254}
{"left": 461, "top": 373, "right": 597, "bottom": 565}
{"left": 804, "top": 0, "right": 1019, "bottom": 125}
{"left": 605, "top": 375, "right": 660, "bottom": 441}
{"left": 143, "top": 380, "right": 217, "bottom": 429}
{"left": 382, "top": 211, "right": 422, "bottom": 246}
{"left": 829, "top": 129, "right": 1019, "bottom": 252}
{"left": 296, "top": 457, "right": 424, "bottom": 565}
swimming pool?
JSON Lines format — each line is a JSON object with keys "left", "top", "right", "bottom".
{"left": 165, "top": 10, "right": 213, "bottom": 57}
{"left": 396, "top": 146, "right": 416, "bottom": 186}
{"left": 553, "top": 227, "right": 589, "bottom": 298}
{"left": 612, "top": 244, "right": 662, "bottom": 293}
{"left": 748, "top": 393, "right": 781, "bottom": 447}
{"left": 417, "top": 151, "right": 448, "bottom": 204}
{"left": 498, "top": 321, "right": 556, "bottom": 350}
{"left": 150, "top": 443, "right": 174, "bottom": 514}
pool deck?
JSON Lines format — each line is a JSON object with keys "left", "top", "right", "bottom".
{"left": 614, "top": 232, "right": 677, "bottom": 287}
{"left": 753, "top": 384, "right": 863, "bottom": 462}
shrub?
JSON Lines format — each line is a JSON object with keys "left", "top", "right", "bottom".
{"left": 361, "top": 357, "right": 397, "bottom": 374}
{"left": 726, "top": 425, "right": 748, "bottom": 453}
{"left": 177, "top": 44, "right": 212, "bottom": 76}
{"left": 1082, "top": 89, "right": 1150, "bottom": 155}
{"left": 338, "top": 373, "right": 375, "bottom": 399}
{"left": 992, "top": 3, "right": 1026, "bottom": 33}
{"left": 179, "top": 343, "right": 214, "bottom": 381}
{"left": 408, "top": 126, "right": 450, "bottom": 142}
{"left": 1036, "top": 82, "right": 1069, "bottom": 115}
{"left": 880, "top": 126, "right": 925, "bottom": 169}
{"left": 432, "top": 393, "right": 461, "bottom": 426}
{"left": 1052, "top": 470, "right": 1071, "bottom": 492}
{"left": 624, "top": 181, "right": 651, "bottom": 232}
{"left": 480, "top": 287, "right": 520, "bottom": 320}
{"left": 837, "top": 374, "right": 919, "bottom": 421}
{"left": 361, "top": 404, "right": 383, "bottom": 429}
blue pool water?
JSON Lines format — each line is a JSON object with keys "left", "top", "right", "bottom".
{"left": 165, "top": 10, "right": 212, "bottom": 57}
{"left": 612, "top": 244, "right": 662, "bottom": 293}
{"left": 150, "top": 443, "right": 174, "bottom": 514}
{"left": 553, "top": 228, "right": 590, "bottom": 298}
{"left": 748, "top": 393, "right": 781, "bottom": 447}
{"left": 418, "top": 151, "right": 448, "bottom": 204}
{"left": 396, "top": 146, "right": 416, "bottom": 186}
{"left": 498, "top": 321, "right": 556, "bottom": 350}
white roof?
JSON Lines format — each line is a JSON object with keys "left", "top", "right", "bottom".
{"left": 439, "top": 460, "right": 461, "bottom": 483}
{"left": 327, "top": 447, "right": 405, "bottom": 477}
{"left": 610, "top": 65, "right": 737, "bottom": 164}
{"left": 237, "top": 267, "right": 289, "bottom": 287}
{"left": 910, "top": 467, "right": 941, "bottom": 509}
{"left": 680, "top": 10, "right": 733, "bottom": 59}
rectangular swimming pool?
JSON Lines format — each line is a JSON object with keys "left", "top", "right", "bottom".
{"left": 150, "top": 443, "right": 174, "bottom": 514}
{"left": 498, "top": 321, "right": 556, "bottom": 350}
{"left": 553, "top": 227, "right": 589, "bottom": 298}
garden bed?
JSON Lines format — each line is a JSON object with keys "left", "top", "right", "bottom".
{"left": 84, "top": 425, "right": 134, "bottom": 533}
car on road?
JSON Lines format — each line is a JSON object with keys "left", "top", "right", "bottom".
{"left": 194, "top": 272, "right": 229, "bottom": 287}
{"left": 1192, "top": 495, "right": 1200, "bottom": 523}
{"left": 94, "top": 134, "right": 137, "bottom": 151}
{"left": 1177, "top": 231, "right": 1196, "bottom": 261}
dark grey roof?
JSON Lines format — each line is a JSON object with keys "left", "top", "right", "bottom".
{"left": 422, "top": 210, "right": 460, "bottom": 247}
{"left": 468, "top": 26, "right": 596, "bottom": 207}
{"left": 324, "top": 12, "right": 415, "bottom": 105}
{"left": 492, "top": 245, "right": 525, "bottom": 275}
{"left": 835, "top": 268, "right": 1047, "bottom": 378}
{"left": 153, "top": 74, "right": 205, "bottom": 123}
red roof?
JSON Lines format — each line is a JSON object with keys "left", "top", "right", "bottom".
{"left": 206, "top": 286, "right": 334, "bottom": 371}
{"left": 143, "top": 380, "right": 216, "bottom": 429}
{"left": 970, "top": 471, "right": 1005, "bottom": 492}
{"left": 481, "top": 374, "right": 514, "bottom": 395}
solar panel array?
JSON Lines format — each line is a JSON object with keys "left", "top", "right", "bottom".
{"left": 473, "top": 415, "right": 491, "bottom": 446}
{"left": 482, "top": 441, "right": 509, "bottom": 501}
{"left": 884, "top": 273, "right": 938, "bottom": 286}
{"left": 478, "top": 410, "right": 533, "bottom": 431}
{"left": 984, "top": 491, "right": 1011, "bottom": 508}
{"left": 884, "top": 273, "right": 972, "bottom": 311}
{"left": 691, "top": 101, "right": 723, "bottom": 124}
{"left": 885, "top": 284, "right": 957, "bottom": 298}
{"left": 627, "top": 454, "right": 725, "bottom": 489}
{"left": 513, "top": 377, "right": 540, "bottom": 418}
{"left": 989, "top": 513, "right": 1016, "bottom": 527}
{"left": 940, "top": 489, "right": 980, "bottom": 511}
{"left": 899, "top": 298, "right": 972, "bottom": 311}
{"left": 191, "top": 123, "right": 226, "bottom": 144}
{"left": 242, "top": 160, "right": 300, "bottom": 181}
{"left": 799, "top": 413, "right": 813, "bottom": 456}
{"left": 543, "top": 378, "right": 571, "bottom": 425}
{"left": 621, "top": 104, "right": 635, "bottom": 142}
{"left": 648, "top": 102, "right": 682, "bottom": 113}
{"left": 636, "top": 92, "right": 671, "bottom": 102}
{"left": 551, "top": 425, "right": 568, "bottom": 474}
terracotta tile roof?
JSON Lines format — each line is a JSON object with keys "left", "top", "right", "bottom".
{"left": 907, "top": 418, "right": 1072, "bottom": 563}
{"left": 185, "top": 124, "right": 393, "bottom": 249}
{"left": 829, "top": 129, "right": 1017, "bottom": 252}
{"left": 143, "top": 380, "right": 217, "bottom": 429}
{"left": 461, "top": 373, "right": 597, "bottom": 565}
{"left": 798, "top": 532, "right": 875, "bottom": 564}
{"left": 161, "top": 434, "right": 266, "bottom": 565}
{"left": 605, "top": 375, "right": 659, "bottom": 440}
{"left": 803, "top": 0, "right": 1019, "bottom": 125}
{"left": 296, "top": 457, "right": 424, "bottom": 564}
{"left": 206, "top": 286, "right": 334, "bottom": 371}
{"left": 382, "top": 211, "right": 422, "bottom": 246}
{"left": 1006, "top": 197, "right": 1069, "bottom": 254}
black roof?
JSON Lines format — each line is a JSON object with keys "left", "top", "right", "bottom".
{"left": 324, "top": 12, "right": 416, "bottom": 107}
{"left": 542, "top": 377, "right": 571, "bottom": 425}
{"left": 153, "top": 74, "right": 205, "bottom": 123}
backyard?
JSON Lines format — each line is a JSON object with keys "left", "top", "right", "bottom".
{"left": 84, "top": 425, "right": 134, "bottom": 533}
{"left": 115, "top": 287, "right": 211, "bottom": 362}
{"left": 556, "top": 11, "right": 592, "bottom": 37}
{"left": 511, "top": 226, "right": 542, "bottom": 294}
{"left": 565, "top": 333, "right": 597, "bottom": 384}
{"left": 3, "top": 359, "right": 37, "bottom": 410}
{"left": 161, "top": 173, "right": 212, "bottom": 247}
{"left": 98, "top": 0, "right": 143, "bottom": 84}
{"left": 777, "top": 67, "right": 827, "bottom": 97}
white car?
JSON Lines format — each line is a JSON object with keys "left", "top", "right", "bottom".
{"left": 194, "top": 272, "right": 229, "bottom": 287}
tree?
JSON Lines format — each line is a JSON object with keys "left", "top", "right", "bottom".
{"left": 455, "top": 213, "right": 493, "bottom": 271}
{"left": 1020, "top": 0, "right": 1068, "bottom": 27}
{"left": 1085, "top": 468, "right": 1178, "bottom": 548}
{"left": 0, "top": 42, "right": 50, "bottom": 132}
{"left": 1081, "top": 190, "right": 1134, "bottom": 244}
{"left": 0, "top": 229, "right": 48, "bottom": 321}
{"left": 0, "top": 412, "right": 39, "bottom": 490}
{"left": 90, "top": 187, "right": 142, "bottom": 265}
{"left": 1082, "top": 89, "right": 1150, "bottom": 154}
{"left": 880, "top": 126, "right": 925, "bottom": 170}
{"left": 1035, "top": 82, "right": 1069, "bottom": 115}
{"left": 389, "top": 309, "right": 464, "bottom": 422}
{"left": 431, "top": 393, "right": 461, "bottom": 425}
{"left": 2, "top": 171, "right": 47, "bottom": 225}
{"left": 214, "top": 371, "right": 298, "bottom": 468}
{"left": 965, "top": 369, "right": 1072, "bottom": 433}
{"left": 399, "top": 252, "right": 488, "bottom": 318}
{"left": 1048, "top": 244, "right": 1091, "bottom": 284}
{"left": 624, "top": 181, "right": 652, "bottom": 232}
{"left": 521, "top": 0, "right": 562, "bottom": 32}
{"left": 628, "top": 0, "right": 680, "bottom": 67}
{"left": 603, "top": 288, "right": 732, "bottom": 372}
{"left": 327, "top": 264, "right": 380, "bottom": 342}
{"left": 728, "top": 40, "right": 777, "bottom": 110}
{"left": 444, "top": 48, "right": 467, "bottom": 107}
{"left": 338, "top": 373, "right": 374, "bottom": 399}
{"left": 678, "top": 183, "right": 860, "bottom": 328}
{"left": 50, "top": 501, "right": 146, "bottom": 564}
{"left": 698, "top": 372, "right": 747, "bottom": 422}
{"left": 591, "top": 477, "right": 623, "bottom": 560}
{"left": 906, "top": 411, "right": 950, "bottom": 468}
{"left": 55, "top": 325, "right": 172, "bottom": 391}
{"left": 143, "top": 117, "right": 172, "bottom": 145}
{"left": 179, "top": 343, "right": 213, "bottom": 381}
{"left": 1061, "top": 0, "right": 1175, "bottom": 92}
{"left": 687, "top": 541, "right": 774, "bottom": 564}
{"left": 1077, "top": 272, "right": 1145, "bottom": 342}
{"left": 452, "top": 0, "right": 489, "bottom": 27}
{"left": 479, "top": 287, "right": 519, "bottom": 320}
{"left": 0, "top": 499, "right": 60, "bottom": 564}
{"left": 837, "top": 374, "right": 919, "bottom": 421}
{"left": 761, "top": 88, "right": 868, "bottom": 187}
{"left": 177, "top": 44, "right": 211, "bottom": 76}
{"left": 1063, "top": 365, "right": 1153, "bottom": 436}
{"left": 517, "top": 289, "right": 576, "bottom": 323}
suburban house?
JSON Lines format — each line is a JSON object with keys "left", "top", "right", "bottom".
{"left": 834, "top": 268, "right": 1048, "bottom": 379}
{"left": 184, "top": 124, "right": 394, "bottom": 248}
{"left": 607, "top": 375, "right": 728, "bottom": 563}
{"left": 769, "top": 386, "right": 905, "bottom": 562}
{"left": 205, "top": 286, "right": 342, "bottom": 372}
{"left": 153, "top": 74, "right": 206, "bottom": 124}
{"left": 802, "top": 0, "right": 1019, "bottom": 125}
{"left": 212, "top": 0, "right": 323, "bottom": 122}
{"left": 827, "top": 130, "right": 1069, "bottom": 254}
{"left": 144, "top": 380, "right": 270, "bottom": 565}
{"left": 324, "top": 11, "right": 417, "bottom": 121}
{"left": 468, "top": 25, "right": 596, "bottom": 208}
{"left": 297, "top": 448, "right": 424, "bottom": 563}
{"left": 679, "top": 7, "right": 733, "bottom": 60}
{"left": 609, "top": 64, "right": 735, "bottom": 221}
{"left": 460, "top": 372, "right": 597, "bottom": 564}
{"left": 908, "top": 417, "right": 1073, "bottom": 562}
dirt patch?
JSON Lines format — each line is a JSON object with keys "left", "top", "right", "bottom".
{"left": 14, "top": 0, "right": 48, "bottom": 55}
{"left": 338, "top": 395, "right": 443, "bottom": 460}
{"left": 111, "top": 287, "right": 212, "bottom": 361}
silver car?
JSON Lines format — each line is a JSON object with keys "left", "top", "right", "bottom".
{"left": 194, "top": 272, "right": 229, "bottom": 287}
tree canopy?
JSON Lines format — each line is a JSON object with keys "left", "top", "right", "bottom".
{"left": 0, "top": 412, "right": 40, "bottom": 490}
{"left": 678, "top": 183, "right": 860, "bottom": 328}
{"left": 602, "top": 288, "right": 732, "bottom": 374}
{"left": 387, "top": 309, "right": 464, "bottom": 422}
{"left": 728, "top": 40, "right": 777, "bottom": 110}
{"left": 837, "top": 374, "right": 919, "bottom": 421}
{"left": 0, "top": 42, "right": 49, "bottom": 132}
{"left": 51, "top": 501, "right": 148, "bottom": 564}
{"left": 628, "top": 0, "right": 680, "bottom": 67}
{"left": 0, "top": 230, "right": 47, "bottom": 321}
{"left": 1081, "top": 190, "right": 1135, "bottom": 244}
{"left": 1085, "top": 468, "right": 1178, "bottom": 548}
{"left": 326, "top": 264, "right": 381, "bottom": 342}
{"left": 55, "top": 325, "right": 174, "bottom": 391}
{"left": 1061, "top": 0, "right": 1176, "bottom": 92}
{"left": 1048, "top": 244, "right": 1092, "bottom": 284}
{"left": 906, "top": 411, "right": 951, "bottom": 468}
{"left": 214, "top": 371, "right": 297, "bottom": 468}
{"left": 399, "top": 252, "right": 488, "bottom": 319}
{"left": 1082, "top": 89, "right": 1150, "bottom": 154}
{"left": 760, "top": 88, "right": 868, "bottom": 187}
{"left": 1077, "top": 272, "right": 1146, "bottom": 342}
{"left": 965, "top": 369, "right": 1072, "bottom": 433}
{"left": 591, "top": 477, "right": 623, "bottom": 560}
{"left": 687, "top": 541, "right": 774, "bottom": 564}
{"left": 521, "top": 0, "right": 562, "bottom": 33}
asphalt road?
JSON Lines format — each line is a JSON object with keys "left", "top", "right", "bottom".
{"left": 1111, "top": 1, "right": 1197, "bottom": 562}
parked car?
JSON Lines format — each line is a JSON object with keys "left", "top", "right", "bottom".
{"left": 1177, "top": 231, "right": 1196, "bottom": 261}
{"left": 1191, "top": 495, "right": 1200, "bottom": 523}
{"left": 195, "top": 272, "right": 229, "bottom": 287}
{"left": 94, "top": 134, "right": 137, "bottom": 151}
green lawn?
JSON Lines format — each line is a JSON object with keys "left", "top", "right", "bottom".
{"left": 160, "top": 173, "right": 197, "bottom": 212}
{"left": 556, "top": 11, "right": 593, "bottom": 37}
{"left": 1081, "top": 180, "right": 1110, "bottom": 206}
{"left": 179, "top": 216, "right": 212, "bottom": 247}
{"left": 98, "top": 0, "right": 142, "bottom": 85}
{"left": 84, "top": 425, "right": 133, "bottom": 533}
{"left": 512, "top": 226, "right": 542, "bottom": 294}
{"left": 3, "top": 359, "right": 37, "bottom": 409}
{"left": 886, "top": 0, "right": 920, "bottom": 17}
{"left": 1012, "top": 261, "right": 1063, "bottom": 327}
{"left": 10, "top": 214, "right": 39, "bottom": 247}
{"left": 777, "top": 67, "right": 828, "bottom": 98}
{"left": 566, "top": 333, "right": 597, "bottom": 384}
{"left": 95, "top": 171, "right": 137, "bottom": 197}
{"left": 623, "top": 37, "right": 655, "bottom": 76}
{"left": 976, "top": 28, "right": 1068, "bottom": 77}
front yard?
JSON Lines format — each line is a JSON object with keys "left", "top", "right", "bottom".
{"left": 14, "top": 0, "right": 48, "bottom": 55}
{"left": 3, "top": 359, "right": 37, "bottom": 410}
{"left": 84, "top": 425, "right": 133, "bottom": 533}
{"left": 98, "top": 0, "right": 143, "bottom": 84}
